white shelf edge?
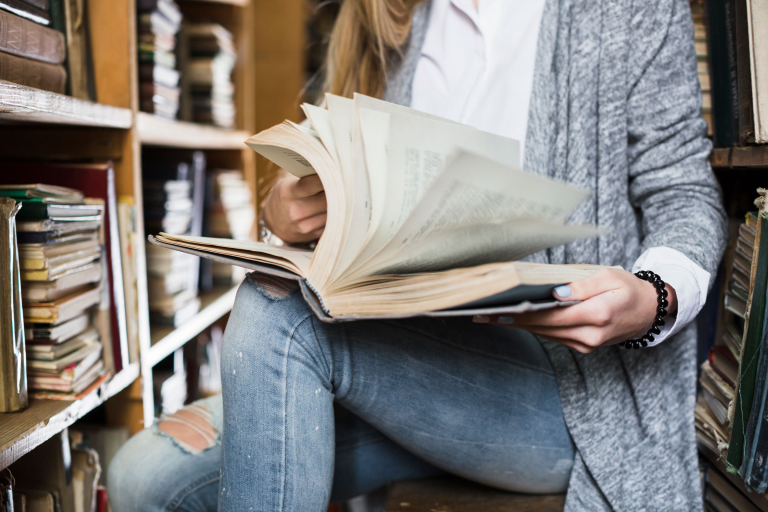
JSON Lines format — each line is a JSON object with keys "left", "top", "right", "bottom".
{"left": 147, "top": 286, "right": 238, "bottom": 367}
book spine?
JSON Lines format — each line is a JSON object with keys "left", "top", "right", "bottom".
{"left": 19, "top": 0, "right": 47, "bottom": 11}
{"left": 735, "top": 0, "right": 755, "bottom": 144}
{"left": 728, "top": 209, "right": 768, "bottom": 473}
{"left": 0, "top": 9, "right": 64, "bottom": 64}
{"left": 0, "top": 0, "right": 49, "bottom": 25}
{"left": 0, "top": 50, "right": 65, "bottom": 93}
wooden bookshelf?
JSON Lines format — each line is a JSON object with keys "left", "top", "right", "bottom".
{"left": 147, "top": 285, "right": 239, "bottom": 367}
{"left": 137, "top": 112, "right": 250, "bottom": 149}
{"left": 711, "top": 146, "right": 768, "bottom": 169}
{"left": 0, "top": 363, "right": 140, "bottom": 470}
{"left": 0, "top": 81, "right": 132, "bottom": 128}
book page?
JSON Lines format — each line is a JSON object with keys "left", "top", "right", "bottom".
{"left": 157, "top": 233, "right": 314, "bottom": 276}
{"left": 302, "top": 104, "right": 340, "bottom": 167}
{"left": 347, "top": 151, "right": 598, "bottom": 279}
{"left": 339, "top": 111, "right": 521, "bottom": 280}
{"left": 329, "top": 94, "right": 478, "bottom": 282}
{"left": 358, "top": 108, "right": 390, "bottom": 246}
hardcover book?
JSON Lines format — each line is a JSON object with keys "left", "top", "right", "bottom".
{"left": 151, "top": 94, "right": 603, "bottom": 321}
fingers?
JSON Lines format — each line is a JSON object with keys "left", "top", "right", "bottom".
{"left": 288, "top": 174, "right": 324, "bottom": 199}
{"left": 288, "top": 191, "right": 327, "bottom": 223}
{"left": 502, "top": 299, "right": 612, "bottom": 328}
{"left": 553, "top": 269, "right": 623, "bottom": 302}
{"left": 296, "top": 212, "right": 327, "bottom": 238}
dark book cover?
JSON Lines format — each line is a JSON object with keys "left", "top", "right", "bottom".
{"left": 19, "top": 0, "right": 47, "bottom": 11}
{"left": 0, "top": 8, "right": 65, "bottom": 64}
{"left": 741, "top": 278, "right": 768, "bottom": 492}
{"left": 704, "top": 0, "right": 738, "bottom": 147}
{"left": 729, "top": 212, "right": 768, "bottom": 473}
{"left": 735, "top": 0, "right": 755, "bottom": 144}
{"left": 0, "top": 0, "right": 48, "bottom": 25}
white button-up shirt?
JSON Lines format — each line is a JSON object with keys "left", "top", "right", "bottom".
{"left": 410, "top": 0, "right": 710, "bottom": 345}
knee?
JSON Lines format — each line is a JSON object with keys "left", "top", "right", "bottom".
{"left": 220, "top": 274, "right": 314, "bottom": 371}
{"left": 107, "top": 429, "right": 166, "bottom": 512}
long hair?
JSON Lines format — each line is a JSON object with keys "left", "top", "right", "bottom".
{"left": 325, "top": 0, "right": 424, "bottom": 99}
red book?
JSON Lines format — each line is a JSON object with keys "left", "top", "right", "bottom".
{"left": 710, "top": 345, "right": 739, "bottom": 388}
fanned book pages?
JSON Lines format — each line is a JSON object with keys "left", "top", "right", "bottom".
{"left": 150, "top": 94, "right": 604, "bottom": 321}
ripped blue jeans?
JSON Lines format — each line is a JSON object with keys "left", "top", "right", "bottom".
{"left": 107, "top": 274, "right": 574, "bottom": 512}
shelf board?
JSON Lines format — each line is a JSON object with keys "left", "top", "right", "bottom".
{"left": 136, "top": 112, "right": 250, "bottom": 149}
{"left": 0, "top": 80, "right": 132, "bottom": 128}
{"left": 147, "top": 286, "right": 238, "bottom": 367}
{"left": 698, "top": 442, "right": 768, "bottom": 512}
{"left": 0, "top": 362, "right": 140, "bottom": 470}
{"left": 711, "top": 146, "right": 768, "bottom": 169}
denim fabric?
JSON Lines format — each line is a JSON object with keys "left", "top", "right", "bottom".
{"left": 108, "top": 275, "right": 574, "bottom": 511}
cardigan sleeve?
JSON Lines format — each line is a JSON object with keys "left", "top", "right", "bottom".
{"left": 626, "top": 0, "right": 727, "bottom": 283}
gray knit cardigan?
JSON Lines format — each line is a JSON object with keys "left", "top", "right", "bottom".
{"left": 384, "top": 0, "right": 728, "bottom": 510}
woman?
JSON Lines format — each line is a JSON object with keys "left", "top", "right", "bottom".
{"left": 109, "top": 0, "right": 727, "bottom": 510}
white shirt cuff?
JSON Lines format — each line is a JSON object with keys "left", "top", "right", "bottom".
{"left": 631, "top": 247, "right": 711, "bottom": 347}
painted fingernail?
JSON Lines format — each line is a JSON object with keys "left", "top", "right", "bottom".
{"left": 497, "top": 316, "right": 515, "bottom": 325}
{"left": 473, "top": 315, "right": 490, "bottom": 323}
{"left": 554, "top": 285, "right": 572, "bottom": 298}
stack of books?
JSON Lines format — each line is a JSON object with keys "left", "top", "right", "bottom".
{"left": 695, "top": 215, "right": 751, "bottom": 458}
{"left": 137, "top": 0, "right": 183, "bottom": 120}
{"left": 144, "top": 175, "right": 201, "bottom": 326}
{"left": 690, "top": 0, "right": 712, "bottom": 135}
{"left": 0, "top": 1, "right": 66, "bottom": 93}
{"left": 181, "top": 23, "right": 236, "bottom": 128}
{"left": 205, "top": 169, "right": 254, "bottom": 285}
{"left": 696, "top": 191, "right": 768, "bottom": 497}
{"left": 0, "top": 184, "right": 108, "bottom": 400}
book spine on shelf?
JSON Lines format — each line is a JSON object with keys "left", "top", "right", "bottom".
{"left": 0, "top": 9, "right": 65, "bottom": 64}
{"left": 735, "top": 0, "right": 755, "bottom": 144}
{"left": 19, "top": 0, "right": 47, "bottom": 11}
{"left": 0, "top": 0, "right": 49, "bottom": 26}
{"left": 0, "top": 50, "right": 65, "bottom": 93}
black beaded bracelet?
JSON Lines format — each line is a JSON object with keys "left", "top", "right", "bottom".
{"left": 620, "top": 270, "right": 669, "bottom": 350}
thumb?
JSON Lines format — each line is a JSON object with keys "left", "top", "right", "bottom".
{"left": 553, "top": 269, "right": 620, "bottom": 302}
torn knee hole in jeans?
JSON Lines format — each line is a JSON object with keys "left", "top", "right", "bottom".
{"left": 157, "top": 402, "right": 219, "bottom": 455}
{"left": 248, "top": 273, "right": 299, "bottom": 300}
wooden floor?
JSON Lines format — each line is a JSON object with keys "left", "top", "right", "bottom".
{"left": 383, "top": 477, "right": 566, "bottom": 512}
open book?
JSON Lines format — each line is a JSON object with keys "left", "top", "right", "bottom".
{"left": 149, "top": 94, "right": 603, "bottom": 321}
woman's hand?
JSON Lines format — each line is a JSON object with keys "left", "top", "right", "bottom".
{"left": 262, "top": 174, "right": 327, "bottom": 244}
{"left": 476, "top": 268, "right": 678, "bottom": 353}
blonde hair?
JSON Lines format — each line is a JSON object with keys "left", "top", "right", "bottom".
{"left": 326, "top": 0, "right": 424, "bottom": 99}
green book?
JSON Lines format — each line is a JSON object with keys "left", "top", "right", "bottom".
{"left": 0, "top": 184, "right": 82, "bottom": 203}
{"left": 728, "top": 201, "right": 768, "bottom": 473}
{"left": 14, "top": 202, "right": 103, "bottom": 221}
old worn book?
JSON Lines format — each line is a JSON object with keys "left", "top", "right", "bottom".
{"left": 0, "top": 49, "right": 64, "bottom": 92}
{"left": 27, "top": 327, "right": 97, "bottom": 360}
{"left": 0, "top": 9, "right": 64, "bottom": 63}
{"left": 743, "top": 0, "right": 768, "bottom": 142}
{"left": 20, "top": 247, "right": 100, "bottom": 279}
{"left": 63, "top": 0, "right": 94, "bottom": 99}
{"left": 151, "top": 94, "right": 602, "bottom": 321}
{"left": 21, "top": 262, "right": 100, "bottom": 302}
{"left": 25, "top": 311, "right": 87, "bottom": 341}
{"left": 0, "top": 0, "right": 49, "bottom": 25}
{"left": 24, "top": 285, "right": 100, "bottom": 324}
{"left": 728, "top": 190, "right": 768, "bottom": 474}
{"left": 27, "top": 338, "right": 99, "bottom": 375}
{"left": 0, "top": 183, "right": 83, "bottom": 202}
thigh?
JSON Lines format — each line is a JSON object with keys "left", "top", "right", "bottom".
{"left": 301, "top": 316, "right": 575, "bottom": 494}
